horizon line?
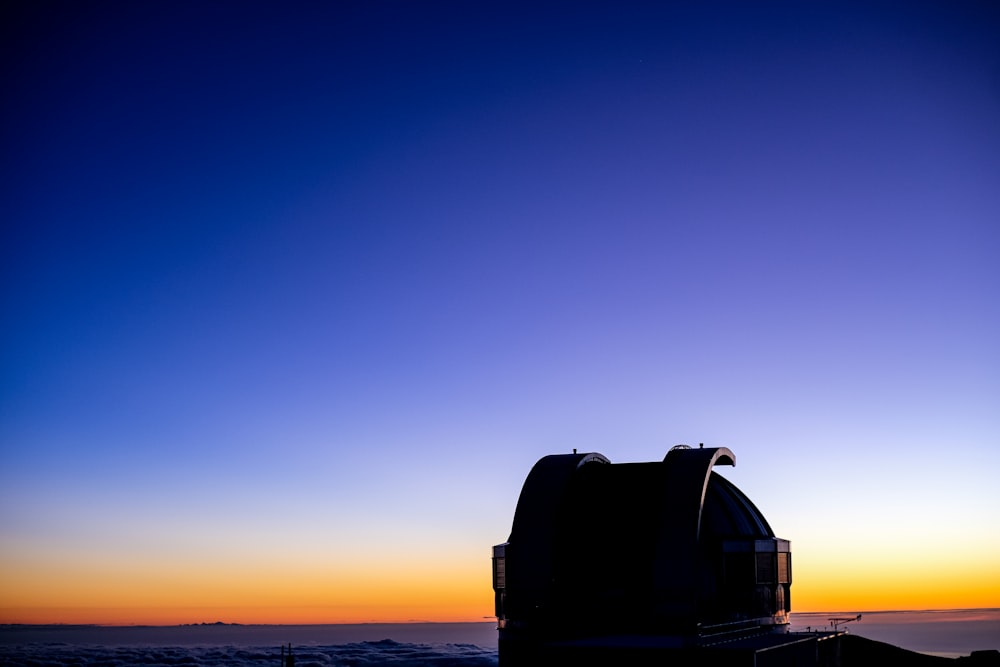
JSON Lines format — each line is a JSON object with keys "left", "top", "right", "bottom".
{"left": 4, "top": 607, "right": 999, "bottom": 629}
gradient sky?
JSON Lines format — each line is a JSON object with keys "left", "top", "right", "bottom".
{"left": 2, "top": 1, "right": 998, "bottom": 625}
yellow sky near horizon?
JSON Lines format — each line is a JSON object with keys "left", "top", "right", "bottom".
{"left": 2, "top": 549, "right": 997, "bottom": 625}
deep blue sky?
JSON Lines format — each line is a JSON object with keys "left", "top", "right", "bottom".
{"left": 2, "top": 1, "right": 999, "bottom": 620}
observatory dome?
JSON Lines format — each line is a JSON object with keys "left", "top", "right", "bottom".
{"left": 492, "top": 446, "right": 791, "bottom": 664}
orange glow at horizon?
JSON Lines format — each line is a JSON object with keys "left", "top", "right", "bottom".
{"left": 4, "top": 535, "right": 999, "bottom": 625}
{"left": 0, "top": 553, "right": 494, "bottom": 625}
{"left": 5, "top": 558, "right": 999, "bottom": 626}
{"left": 0, "top": 603, "right": 493, "bottom": 626}
{"left": 791, "top": 552, "right": 1000, "bottom": 612}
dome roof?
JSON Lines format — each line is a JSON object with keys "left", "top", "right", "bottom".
{"left": 493, "top": 446, "right": 793, "bottom": 664}
{"left": 701, "top": 470, "right": 774, "bottom": 540}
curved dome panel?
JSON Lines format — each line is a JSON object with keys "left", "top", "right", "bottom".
{"left": 701, "top": 471, "right": 774, "bottom": 539}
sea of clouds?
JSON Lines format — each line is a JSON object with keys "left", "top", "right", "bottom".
{"left": 2, "top": 611, "right": 996, "bottom": 665}
{"left": 0, "top": 639, "right": 498, "bottom": 666}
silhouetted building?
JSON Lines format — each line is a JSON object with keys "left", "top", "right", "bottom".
{"left": 492, "top": 446, "right": 819, "bottom": 666}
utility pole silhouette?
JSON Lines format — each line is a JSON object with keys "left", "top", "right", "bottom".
{"left": 280, "top": 643, "right": 294, "bottom": 666}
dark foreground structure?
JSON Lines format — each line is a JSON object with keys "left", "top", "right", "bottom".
{"left": 493, "top": 445, "right": 1000, "bottom": 667}
{"left": 491, "top": 446, "right": 818, "bottom": 665}
{"left": 491, "top": 446, "right": 995, "bottom": 666}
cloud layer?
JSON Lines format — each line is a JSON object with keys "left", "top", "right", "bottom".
{"left": 0, "top": 639, "right": 498, "bottom": 666}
